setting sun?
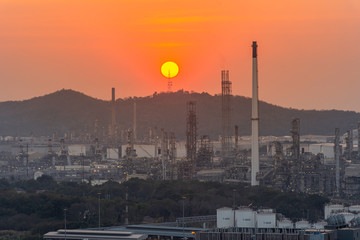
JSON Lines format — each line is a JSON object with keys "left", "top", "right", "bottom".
{"left": 161, "top": 61, "right": 179, "bottom": 78}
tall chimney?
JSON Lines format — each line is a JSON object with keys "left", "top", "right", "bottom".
{"left": 111, "top": 88, "right": 116, "bottom": 138}
{"left": 251, "top": 41, "right": 260, "bottom": 186}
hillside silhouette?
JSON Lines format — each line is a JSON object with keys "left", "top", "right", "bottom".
{"left": 0, "top": 89, "right": 358, "bottom": 139}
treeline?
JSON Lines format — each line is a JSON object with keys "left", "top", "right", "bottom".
{"left": 0, "top": 176, "right": 329, "bottom": 239}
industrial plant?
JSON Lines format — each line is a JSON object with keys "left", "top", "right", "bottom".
{"left": 1, "top": 42, "right": 360, "bottom": 239}
{"left": 0, "top": 41, "right": 359, "bottom": 198}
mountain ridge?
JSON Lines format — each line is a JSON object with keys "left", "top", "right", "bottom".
{"left": 0, "top": 89, "right": 358, "bottom": 139}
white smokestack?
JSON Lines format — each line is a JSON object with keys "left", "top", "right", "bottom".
{"left": 251, "top": 41, "right": 260, "bottom": 186}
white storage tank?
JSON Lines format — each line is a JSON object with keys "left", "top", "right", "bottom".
{"left": 217, "top": 207, "right": 234, "bottom": 228}
{"left": 324, "top": 204, "right": 344, "bottom": 219}
{"left": 68, "top": 144, "right": 86, "bottom": 156}
{"left": 121, "top": 144, "right": 157, "bottom": 158}
{"left": 107, "top": 148, "right": 120, "bottom": 159}
{"left": 235, "top": 208, "right": 255, "bottom": 228}
{"left": 256, "top": 212, "right": 276, "bottom": 228}
{"left": 349, "top": 205, "right": 360, "bottom": 213}
{"left": 313, "top": 221, "right": 327, "bottom": 229}
{"left": 295, "top": 220, "right": 310, "bottom": 229}
{"left": 278, "top": 219, "right": 293, "bottom": 229}
{"left": 34, "top": 171, "right": 44, "bottom": 180}
{"left": 339, "top": 212, "right": 355, "bottom": 224}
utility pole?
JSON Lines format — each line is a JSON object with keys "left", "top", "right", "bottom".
{"left": 64, "top": 208, "right": 67, "bottom": 240}
{"left": 97, "top": 193, "right": 102, "bottom": 229}
{"left": 182, "top": 196, "right": 187, "bottom": 240}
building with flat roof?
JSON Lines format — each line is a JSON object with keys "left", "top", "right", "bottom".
{"left": 43, "top": 229, "right": 147, "bottom": 240}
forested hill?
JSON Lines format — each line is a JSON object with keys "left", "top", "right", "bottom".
{"left": 0, "top": 89, "right": 358, "bottom": 139}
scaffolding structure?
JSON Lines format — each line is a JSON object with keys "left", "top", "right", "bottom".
{"left": 334, "top": 128, "right": 341, "bottom": 195}
{"left": 168, "top": 132, "right": 177, "bottom": 179}
{"left": 288, "top": 118, "right": 300, "bottom": 191}
{"left": 161, "top": 128, "right": 168, "bottom": 180}
{"left": 197, "top": 135, "right": 213, "bottom": 168}
{"left": 221, "top": 70, "right": 232, "bottom": 158}
{"left": 111, "top": 88, "right": 116, "bottom": 142}
{"left": 345, "top": 129, "right": 353, "bottom": 160}
{"left": 94, "top": 138, "right": 102, "bottom": 161}
{"left": 234, "top": 125, "right": 239, "bottom": 151}
{"left": 186, "top": 101, "right": 197, "bottom": 174}
{"left": 291, "top": 118, "right": 300, "bottom": 161}
{"left": 125, "top": 129, "right": 135, "bottom": 158}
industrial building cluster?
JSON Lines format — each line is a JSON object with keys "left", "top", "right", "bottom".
{"left": 208, "top": 203, "right": 360, "bottom": 240}
{"left": 0, "top": 41, "right": 360, "bottom": 199}
{"left": 44, "top": 204, "right": 360, "bottom": 240}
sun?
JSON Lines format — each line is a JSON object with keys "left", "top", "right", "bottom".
{"left": 161, "top": 61, "right": 179, "bottom": 78}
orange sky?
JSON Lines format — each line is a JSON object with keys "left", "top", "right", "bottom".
{"left": 0, "top": 0, "right": 359, "bottom": 111}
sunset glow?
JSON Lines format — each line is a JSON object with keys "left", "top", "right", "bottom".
{"left": 0, "top": 0, "right": 359, "bottom": 111}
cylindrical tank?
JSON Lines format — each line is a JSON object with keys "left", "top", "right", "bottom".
{"left": 235, "top": 208, "right": 255, "bottom": 228}
{"left": 217, "top": 207, "right": 234, "bottom": 228}
{"left": 256, "top": 212, "right": 276, "bottom": 228}
{"left": 324, "top": 204, "right": 344, "bottom": 219}
{"left": 335, "top": 214, "right": 345, "bottom": 225}
{"left": 278, "top": 219, "right": 294, "bottom": 229}
{"left": 34, "top": 171, "right": 44, "bottom": 180}
{"left": 349, "top": 205, "right": 360, "bottom": 213}
{"left": 295, "top": 220, "right": 310, "bottom": 229}
{"left": 68, "top": 144, "right": 86, "bottom": 156}
{"left": 339, "top": 212, "right": 355, "bottom": 224}
{"left": 313, "top": 221, "right": 327, "bottom": 229}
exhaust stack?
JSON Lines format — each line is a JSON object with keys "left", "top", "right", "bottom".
{"left": 251, "top": 41, "right": 260, "bottom": 186}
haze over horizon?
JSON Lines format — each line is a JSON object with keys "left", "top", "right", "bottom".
{"left": 2, "top": 88, "right": 360, "bottom": 114}
{"left": 1, "top": 0, "right": 359, "bottom": 111}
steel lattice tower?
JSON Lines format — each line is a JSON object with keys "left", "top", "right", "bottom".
{"left": 334, "top": 128, "right": 341, "bottom": 195}
{"left": 291, "top": 118, "right": 300, "bottom": 161}
{"left": 186, "top": 101, "right": 197, "bottom": 168}
{"left": 221, "top": 70, "right": 232, "bottom": 158}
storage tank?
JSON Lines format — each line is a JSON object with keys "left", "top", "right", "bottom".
{"left": 217, "top": 207, "right": 234, "bottom": 228}
{"left": 107, "top": 148, "right": 120, "bottom": 159}
{"left": 68, "top": 144, "right": 86, "bottom": 156}
{"left": 313, "top": 221, "right": 327, "bottom": 229}
{"left": 324, "top": 204, "right": 344, "bottom": 219}
{"left": 339, "top": 212, "right": 355, "bottom": 224}
{"left": 327, "top": 214, "right": 345, "bottom": 226}
{"left": 278, "top": 219, "right": 294, "bottom": 229}
{"left": 34, "top": 171, "right": 44, "bottom": 180}
{"left": 295, "top": 220, "right": 311, "bottom": 229}
{"left": 235, "top": 208, "right": 255, "bottom": 228}
{"left": 349, "top": 205, "right": 360, "bottom": 213}
{"left": 256, "top": 212, "right": 276, "bottom": 228}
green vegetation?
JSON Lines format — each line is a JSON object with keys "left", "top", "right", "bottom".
{"left": 0, "top": 176, "right": 329, "bottom": 239}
